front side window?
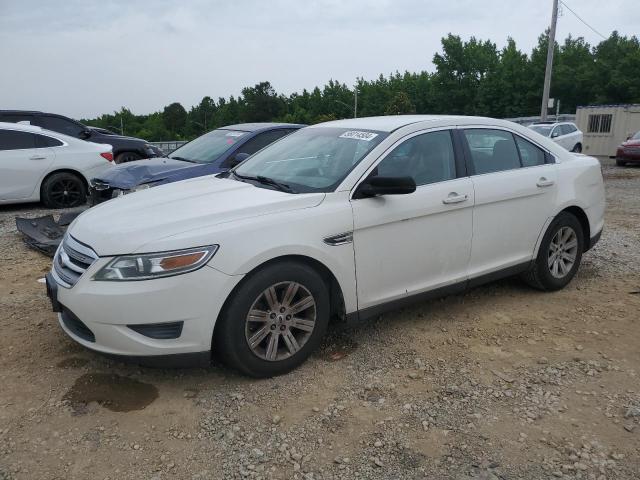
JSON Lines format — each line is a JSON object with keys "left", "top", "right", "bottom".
{"left": 463, "top": 129, "right": 520, "bottom": 174}
{"left": 374, "top": 130, "right": 456, "bottom": 186}
{"left": 169, "top": 129, "right": 247, "bottom": 163}
{"left": 234, "top": 127, "right": 388, "bottom": 193}
{"left": 41, "top": 116, "right": 85, "bottom": 137}
{"left": 0, "top": 130, "right": 36, "bottom": 151}
{"left": 515, "top": 136, "right": 546, "bottom": 167}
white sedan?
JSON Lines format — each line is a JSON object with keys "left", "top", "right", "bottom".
{"left": 0, "top": 122, "right": 114, "bottom": 208}
{"left": 47, "top": 115, "right": 605, "bottom": 377}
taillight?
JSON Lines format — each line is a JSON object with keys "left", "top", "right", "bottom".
{"left": 101, "top": 152, "right": 114, "bottom": 162}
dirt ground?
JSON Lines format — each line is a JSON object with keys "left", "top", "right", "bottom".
{"left": 0, "top": 159, "right": 639, "bottom": 480}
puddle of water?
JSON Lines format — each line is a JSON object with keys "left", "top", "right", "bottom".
{"left": 57, "top": 357, "right": 89, "bottom": 369}
{"left": 63, "top": 373, "right": 158, "bottom": 413}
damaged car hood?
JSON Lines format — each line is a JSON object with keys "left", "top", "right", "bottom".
{"left": 68, "top": 176, "right": 325, "bottom": 255}
{"left": 93, "top": 157, "right": 202, "bottom": 189}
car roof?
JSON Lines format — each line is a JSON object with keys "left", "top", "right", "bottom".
{"left": 0, "top": 121, "right": 45, "bottom": 132}
{"left": 309, "top": 115, "right": 522, "bottom": 133}
{"left": 219, "top": 122, "right": 306, "bottom": 133}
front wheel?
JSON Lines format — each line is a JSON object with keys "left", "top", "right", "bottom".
{"left": 522, "top": 212, "right": 584, "bottom": 291}
{"left": 214, "top": 261, "right": 330, "bottom": 377}
{"left": 616, "top": 159, "right": 627, "bottom": 167}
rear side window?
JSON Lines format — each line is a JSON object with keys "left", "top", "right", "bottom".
{"left": 35, "top": 134, "right": 63, "bottom": 147}
{"left": 375, "top": 130, "right": 456, "bottom": 186}
{"left": 0, "top": 130, "right": 36, "bottom": 150}
{"left": 40, "top": 116, "right": 85, "bottom": 137}
{"left": 463, "top": 129, "right": 520, "bottom": 174}
{"left": 515, "top": 136, "right": 546, "bottom": 167}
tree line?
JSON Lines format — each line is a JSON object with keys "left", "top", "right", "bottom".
{"left": 83, "top": 31, "right": 640, "bottom": 141}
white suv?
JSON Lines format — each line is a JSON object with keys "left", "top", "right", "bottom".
{"left": 529, "top": 122, "right": 583, "bottom": 153}
{"left": 0, "top": 122, "right": 114, "bottom": 208}
{"left": 47, "top": 116, "right": 605, "bottom": 377}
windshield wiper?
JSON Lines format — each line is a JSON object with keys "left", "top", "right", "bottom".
{"left": 233, "top": 172, "right": 295, "bottom": 193}
{"left": 170, "top": 156, "right": 199, "bottom": 163}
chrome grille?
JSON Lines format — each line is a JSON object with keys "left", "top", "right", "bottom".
{"left": 52, "top": 235, "right": 98, "bottom": 288}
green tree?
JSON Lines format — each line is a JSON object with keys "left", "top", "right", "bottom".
{"left": 385, "top": 91, "right": 416, "bottom": 115}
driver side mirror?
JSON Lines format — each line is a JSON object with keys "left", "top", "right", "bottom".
{"left": 228, "top": 152, "right": 250, "bottom": 168}
{"left": 79, "top": 129, "right": 91, "bottom": 139}
{"left": 551, "top": 130, "right": 560, "bottom": 138}
{"left": 354, "top": 175, "right": 416, "bottom": 199}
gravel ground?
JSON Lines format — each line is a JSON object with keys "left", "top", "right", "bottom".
{"left": 0, "top": 159, "right": 639, "bottom": 480}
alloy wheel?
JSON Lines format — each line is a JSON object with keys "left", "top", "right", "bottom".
{"left": 244, "top": 281, "right": 316, "bottom": 361}
{"left": 49, "top": 179, "right": 83, "bottom": 207}
{"left": 548, "top": 226, "right": 578, "bottom": 278}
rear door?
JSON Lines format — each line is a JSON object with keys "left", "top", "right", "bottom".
{"left": 461, "top": 128, "right": 558, "bottom": 279}
{"left": 351, "top": 128, "right": 474, "bottom": 309}
{"left": 0, "top": 130, "right": 55, "bottom": 200}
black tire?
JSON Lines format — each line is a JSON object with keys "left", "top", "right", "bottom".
{"left": 115, "top": 151, "right": 142, "bottom": 164}
{"left": 616, "top": 159, "right": 626, "bottom": 167}
{"left": 572, "top": 143, "right": 582, "bottom": 153}
{"left": 41, "top": 172, "right": 87, "bottom": 209}
{"left": 522, "top": 212, "right": 584, "bottom": 291}
{"left": 214, "top": 261, "right": 330, "bottom": 378}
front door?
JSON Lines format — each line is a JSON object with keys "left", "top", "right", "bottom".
{"left": 351, "top": 129, "right": 474, "bottom": 310}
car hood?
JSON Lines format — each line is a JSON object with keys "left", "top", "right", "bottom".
{"left": 93, "top": 157, "right": 199, "bottom": 189}
{"left": 69, "top": 176, "right": 325, "bottom": 255}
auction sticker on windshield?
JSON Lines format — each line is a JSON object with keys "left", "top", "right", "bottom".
{"left": 225, "top": 132, "right": 245, "bottom": 137}
{"left": 339, "top": 131, "right": 379, "bottom": 141}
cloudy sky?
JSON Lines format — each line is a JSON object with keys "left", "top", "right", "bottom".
{"left": 0, "top": 0, "right": 637, "bottom": 119}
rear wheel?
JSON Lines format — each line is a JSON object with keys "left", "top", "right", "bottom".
{"left": 41, "top": 172, "right": 87, "bottom": 209}
{"left": 214, "top": 261, "right": 330, "bottom": 377}
{"left": 522, "top": 212, "right": 584, "bottom": 291}
{"left": 572, "top": 143, "right": 582, "bottom": 153}
{"left": 115, "top": 151, "right": 142, "bottom": 164}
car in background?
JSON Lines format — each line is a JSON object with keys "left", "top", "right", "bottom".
{"left": 47, "top": 115, "right": 605, "bottom": 377}
{"left": 89, "top": 122, "right": 304, "bottom": 204}
{"left": 0, "top": 122, "right": 114, "bottom": 208}
{"left": 615, "top": 131, "right": 640, "bottom": 166}
{"left": 0, "top": 110, "right": 164, "bottom": 163}
{"left": 529, "top": 122, "right": 583, "bottom": 152}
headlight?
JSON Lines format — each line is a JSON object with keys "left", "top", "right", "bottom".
{"left": 93, "top": 245, "right": 219, "bottom": 281}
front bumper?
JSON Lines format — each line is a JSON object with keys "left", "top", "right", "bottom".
{"left": 48, "top": 261, "right": 244, "bottom": 365}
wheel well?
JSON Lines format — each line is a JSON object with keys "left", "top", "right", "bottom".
{"left": 39, "top": 169, "right": 88, "bottom": 199}
{"left": 561, "top": 206, "right": 591, "bottom": 250}
{"left": 213, "top": 255, "right": 347, "bottom": 343}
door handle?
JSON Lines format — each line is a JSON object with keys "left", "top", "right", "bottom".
{"left": 29, "top": 155, "right": 47, "bottom": 160}
{"left": 536, "top": 177, "right": 554, "bottom": 188}
{"left": 442, "top": 193, "right": 468, "bottom": 204}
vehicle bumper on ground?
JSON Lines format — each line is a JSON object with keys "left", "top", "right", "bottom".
{"left": 46, "top": 261, "right": 243, "bottom": 367}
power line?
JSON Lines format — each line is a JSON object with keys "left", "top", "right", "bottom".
{"left": 559, "top": 0, "right": 607, "bottom": 40}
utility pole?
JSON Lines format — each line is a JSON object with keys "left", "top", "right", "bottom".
{"left": 540, "top": 0, "right": 559, "bottom": 121}
{"left": 120, "top": 116, "right": 124, "bottom": 136}
{"left": 354, "top": 86, "right": 358, "bottom": 119}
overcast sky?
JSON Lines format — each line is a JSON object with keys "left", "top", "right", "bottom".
{"left": 0, "top": 0, "right": 637, "bottom": 119}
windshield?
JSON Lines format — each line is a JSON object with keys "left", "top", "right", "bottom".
{"left": 530, "top": 125, "right": 553, "bottom": 137}
{"left": 632, "top": 131, "right": 640, "bottom": 140}
{"left": 169, "top": 129, "right": 246, "bottom": 163}
{"left": 233, "top": 127, "right": 388, "bottom": 193}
